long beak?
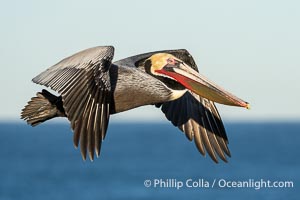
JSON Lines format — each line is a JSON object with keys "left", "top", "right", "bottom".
{"left": 155, "top": 64, "right": 250, "bottom": 109}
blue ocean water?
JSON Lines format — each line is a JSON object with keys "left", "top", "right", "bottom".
{"left": 0, "top": 122, "right": 299, "bottom": 200}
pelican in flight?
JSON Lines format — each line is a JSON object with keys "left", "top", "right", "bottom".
{"left": 21, "top": 46, "right": 249, "bottom": 163}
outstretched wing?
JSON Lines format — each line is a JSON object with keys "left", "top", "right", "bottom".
{"left": 153, "top": 49, "right": 230, "bottom": 163}
{"left": 157, "top": 92, "right": 230, "bottom": 163}
{"left": 32, "top": 46, "right": 114, "bottom": 161}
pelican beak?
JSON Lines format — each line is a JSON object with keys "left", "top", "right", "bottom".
{"left": 155, "top": 63, "right": 250, "bottom": 109}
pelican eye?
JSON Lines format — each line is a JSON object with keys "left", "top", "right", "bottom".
{"left": 167, "top": 58, "right": 175, "bottom": 65}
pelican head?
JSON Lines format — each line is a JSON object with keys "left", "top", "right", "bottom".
{"left": 144, "top": 53, "right": 250, "bottom": 108}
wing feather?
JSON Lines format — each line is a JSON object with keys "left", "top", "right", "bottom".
{"left": 200, "top": 117, "right": 218, "bottom": 163}
{"left": 191, "top": 120, "right": 205, "bottom": 155}
{"left": 94, "top": 103, "right": 102, "bottom": 156}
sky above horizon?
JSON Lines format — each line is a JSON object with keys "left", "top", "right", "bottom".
{"left": 1, "top": 0, "right": 300, "bottom": 122}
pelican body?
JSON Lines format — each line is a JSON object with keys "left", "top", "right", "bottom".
{"left": 21, "top": 46, "right": 249, "bottom": 163}
{"left": 110, "top": 64, "right": 176, "bottom": 113}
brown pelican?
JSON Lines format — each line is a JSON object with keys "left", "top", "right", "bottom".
{"left": 21, "top": 46, "right": 249, "bottom": 163}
